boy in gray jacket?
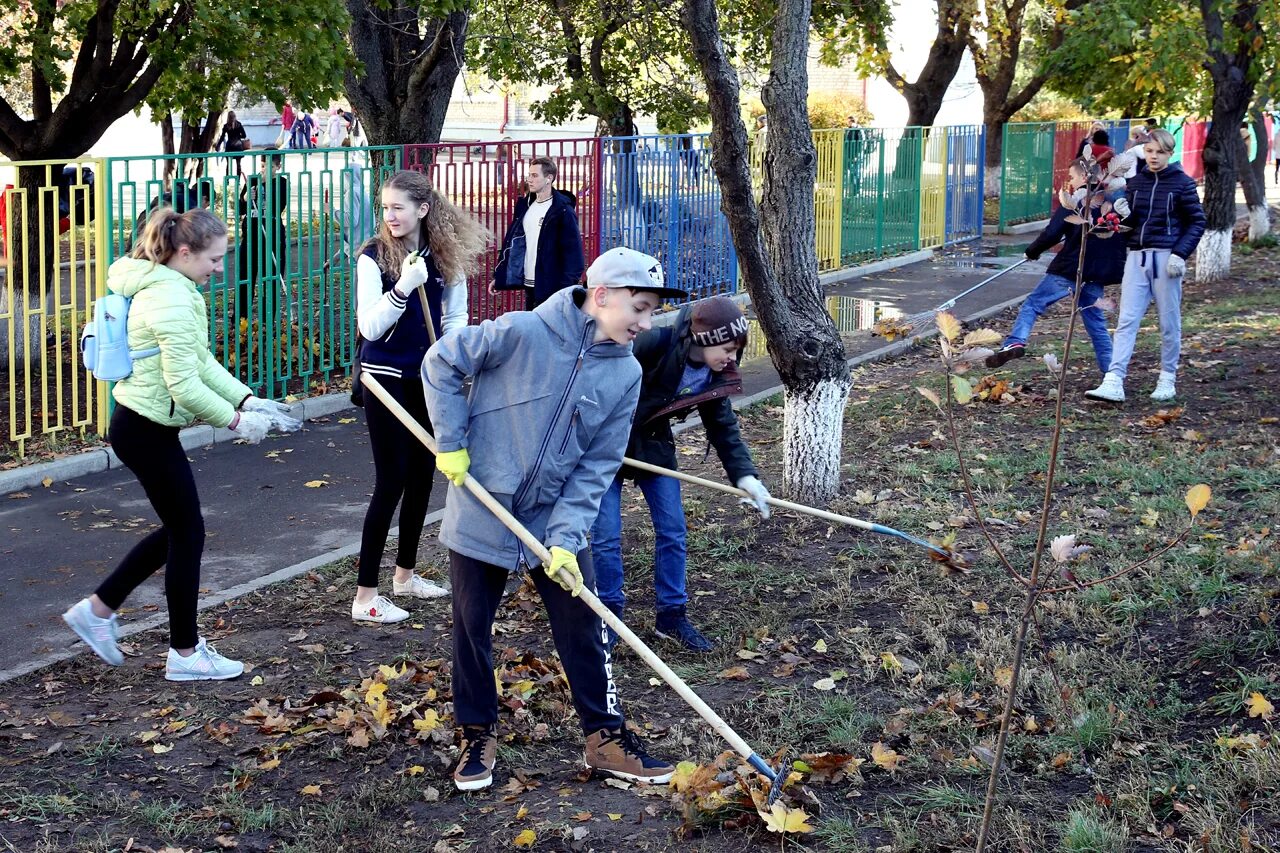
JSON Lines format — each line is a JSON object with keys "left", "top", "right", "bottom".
{"left": 422, "top": 247, "right": 687, "bottom": 792}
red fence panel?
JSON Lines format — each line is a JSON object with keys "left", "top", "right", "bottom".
{"left": 1180, "top": 121, "right": 1207, "bottom": 181}
{"left": 404, "top": 138, "right": 601, "bottom": 323}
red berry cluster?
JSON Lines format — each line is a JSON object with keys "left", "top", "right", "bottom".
{"left": 1095, "top": 211, "right": 1123, "bottom": 232}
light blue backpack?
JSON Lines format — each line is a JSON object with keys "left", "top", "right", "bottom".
{"left": 80, "top": 293, "right": 160, "bottom": 382}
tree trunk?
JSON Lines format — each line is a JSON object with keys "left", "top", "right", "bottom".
{"left": 160, "top": 112, "right": 177, "bottom": 181}
{"left": 883, "top": 0, "right": 975, "bottom": 128}
{"left": 984, "top": 128, "right": 1004, "bottom": 197}
{"left": 344, "top": 2, "right": 469, "bottom": 147}
{"left": 1241, "top": 107, "right": 1270, "bottom": 241}
{"left": 1196, "top": 0, "right": 1259, "bottom": 282}
{"left": 682, "top": 0, "right": 851, "bottom": 503}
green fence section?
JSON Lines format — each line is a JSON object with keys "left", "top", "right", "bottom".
{"left": 998, "top": 123, "right": 1057, "bottom": 229}
{"left": 104, "top": 146, "right": 402, "bottom": 399}
{"left": 841, "top": 127, "right": 925, "bottom": 263}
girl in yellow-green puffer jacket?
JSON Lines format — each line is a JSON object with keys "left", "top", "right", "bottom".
{"left": 61, "top": 208, "right": 300, "bottom": 682}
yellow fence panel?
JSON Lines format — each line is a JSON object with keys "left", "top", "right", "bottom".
{"left": 743, "top": 128, "right": 844, "bottom": 281}
{"left": 919, "top": 129, "right": 947, "bottom": 249}
{"left": 813, "top": 130, "right": 844, "bottom": 272}
{"left": 1, "top": 159, "right": 108, "bottom": 458}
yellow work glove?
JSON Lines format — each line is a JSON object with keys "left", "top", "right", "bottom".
{"left": 545, "top": 546, "right": 584, "bottom": 597}
{"left": 435, "top": 448, "right": 470, "bottom": 486}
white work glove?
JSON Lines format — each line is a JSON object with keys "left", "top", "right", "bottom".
{"left": 242, "top": 397, "right": 302, "bottom": 433}
{"left": 1111, "top": 196, "right": 1131, "bottom": 218}
{"left": 1166, "top": 254, "right": 1186, "bottom": 278}
{"left": 736, "top": 475, "right": 771, "bottom": 519}
{"left": 230, "top": 411, "right": 272, "bottom": 445}
{"left": 394, "top": 252, "right": 429, "bottom": 297}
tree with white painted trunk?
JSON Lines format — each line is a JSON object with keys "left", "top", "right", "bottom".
{"left": 1240, "top": 106, "right": 1271, "bottom": 242}
{"left": 681, "top": 0, "right": 851, "bottom": 504}
{"left": 1195, "top": 0, "right": 1262, "bottom": 282}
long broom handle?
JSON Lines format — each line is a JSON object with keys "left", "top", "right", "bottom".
{"left": 933, "top": 257, "right": 1030, "bottom": 312}
{"left": 621, "top": 456, "right": 950, "bottom": 558}
{"left": 359, "top": 373, "right": 778, "bottom": 780}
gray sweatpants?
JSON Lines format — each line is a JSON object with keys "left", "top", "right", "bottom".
{"left": 1107, "top": 248, "right": 1183, "bottom": 380}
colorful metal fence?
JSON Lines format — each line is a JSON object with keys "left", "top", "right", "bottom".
{"left": 3, "top": 128, "right": 987, "bottom": 454}
{"left": 404, "top": 137, "right": 602, "bottom": 322}
{"left": 1, "top": 159, "right": 106, "bottom": 457}
{"left": 598, "top": 135, "right": 736, "bottom": 300}
{"left": 103, "top": 146, "right": 403, "bottom": 400}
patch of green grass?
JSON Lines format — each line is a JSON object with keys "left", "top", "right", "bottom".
{"left": 911, "top": 783, "right": 982, "bottom": 818}
{"left": 1062, "top": 708, "right": 1116, "bottom": 755}
{"left": 811, "top": 815, "right": 873, "bottom": 851}
{"left": 944, "top": 660, "right": 979, "bottom": 690}
{"left": 812, "top": 695, "right": 882, "bottom": 749}
{"left": 135, "top": 797, "right": 219, "bottom": 840}
{"left": 1059, "top": 805, "right": 1129, "bottom": 852}
{"left": 0, "top": 788, "right": 85, "bottom": 822}
{"left": 1208, "top": 670, "right": 1279, "bottom": 716}
{"left": 76, "top": 734, "right": 123, "bottom": 766}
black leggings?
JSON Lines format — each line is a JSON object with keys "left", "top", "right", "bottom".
{"left": 96, "top": 404, "right": 204, "bottom": 649}
{"left": 358, "top": 374, "right": 435, "bottom": 587}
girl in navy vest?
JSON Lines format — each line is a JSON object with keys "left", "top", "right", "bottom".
{"left": 353, "top": 170, "right": 489, "bottom": 623}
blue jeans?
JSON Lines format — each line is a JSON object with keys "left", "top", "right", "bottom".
{"left": 590, "top": 473, "right": 688, "bottom": 614}
{"left": 1005, "top": 273, "right": 1113, "bottom": 374}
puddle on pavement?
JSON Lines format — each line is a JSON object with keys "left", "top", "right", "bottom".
{"left": 933, "top": 242, "right": 1031, "bottom": 270}
{"left": 740, "top": 295, "right": 902, "bottom": 364}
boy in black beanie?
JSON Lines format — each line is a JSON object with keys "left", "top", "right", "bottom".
{"left": 590, "top": 296, "right": 770, "bottom": 652}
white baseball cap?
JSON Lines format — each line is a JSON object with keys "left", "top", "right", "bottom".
{"left": 585, "top": 248, "right": 687, "bottom": 300}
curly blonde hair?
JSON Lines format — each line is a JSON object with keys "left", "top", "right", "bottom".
{"left": 367, "top": 170, "right": 491, "bottom": 284}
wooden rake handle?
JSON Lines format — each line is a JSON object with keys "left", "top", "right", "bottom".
{"left": 358, "top": 372, "right": 778, "bottom": 781}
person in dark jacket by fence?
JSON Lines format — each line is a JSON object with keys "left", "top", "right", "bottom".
{"left": 1087, "top": 128, "right": 1205, "bottom": 403}
{"left": 590, "top": 296, "right": 771, "bottom": 652}
{"left": 986, "top": 160, "right": 1125, "bottom": 375}
{"left": 491, "top": 156, "right": 585, "bottom": 310}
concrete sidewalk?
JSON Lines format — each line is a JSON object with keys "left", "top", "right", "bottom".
{"left": 0, "top": 237, "right": 1041, "bottom": 679}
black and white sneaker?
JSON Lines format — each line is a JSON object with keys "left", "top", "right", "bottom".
{"left": 984, "top": 343, "right": 1025, "bottom": 368}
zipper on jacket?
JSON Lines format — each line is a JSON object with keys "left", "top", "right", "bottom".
{"left": 558, "top": 408, "right": 580, "bottom": 455}
{"left": 1140, "top": 169, "right": 1159, "bottom": 246}
{"left": 514, "top": 323, "right": 592, "bottom": 508}
{"left": 169, "top": 399, "right": 175, "bottom": 418}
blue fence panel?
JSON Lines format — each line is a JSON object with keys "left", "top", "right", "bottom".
{"left": 598, "top": 134, "right": 737, "bottom": 301}
{"left": 944, "top": 125, "right": 985, "bottom": 245}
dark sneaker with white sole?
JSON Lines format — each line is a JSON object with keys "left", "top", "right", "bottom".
{"left": 585, "top": 727, "right": 675, "bottom": 784}
{"left": 453, "top": 724, "right": 497, "bottom": 791}
{"left": 984, "top": 343, "right": 1025, "bottom": 368}
{"left": 655, "top": 607, "right": 716, "bottom": 652}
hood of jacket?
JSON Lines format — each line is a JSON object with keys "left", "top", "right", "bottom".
{"left": 530, "top": 286, "right": 635, "bottom": 359}
{"left": 108, "top": 257, "right": 195, "bottom": 299}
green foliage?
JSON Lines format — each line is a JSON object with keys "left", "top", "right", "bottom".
{"left": 808, "top": 92, "right": 874, "bottom": 130}
{"left": 0, "top": 0, "right": 353, "bottom": 156}
{"left": 814, "top": 0, "right": 896, "bottom": 79}
{"left": 144, "top": 0, "right": 355, "bottom": 123}
{"left": 470, "top": 0, "right": 772, "bottom": 132}
{"left": 1038, "top": 0, "right": 1211, "bottom": 116}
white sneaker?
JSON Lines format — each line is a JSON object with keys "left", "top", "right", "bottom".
{"left": 392, "top": 574, "right": 450, "bottom": 600}
{"left": 62, "top": 598, "right": 123, "bottom": 666}
{"left": 165, "top": 638, "right": 244, "bottom": 682}
{"left": 351, "top": 594, "right": 410, "bottom": 624}
{"left": 1150, "top": 372, "right": 1177, "bottom": 401}
{"left": 1085, "top": 372, "right": 1126, "bottom": 402}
